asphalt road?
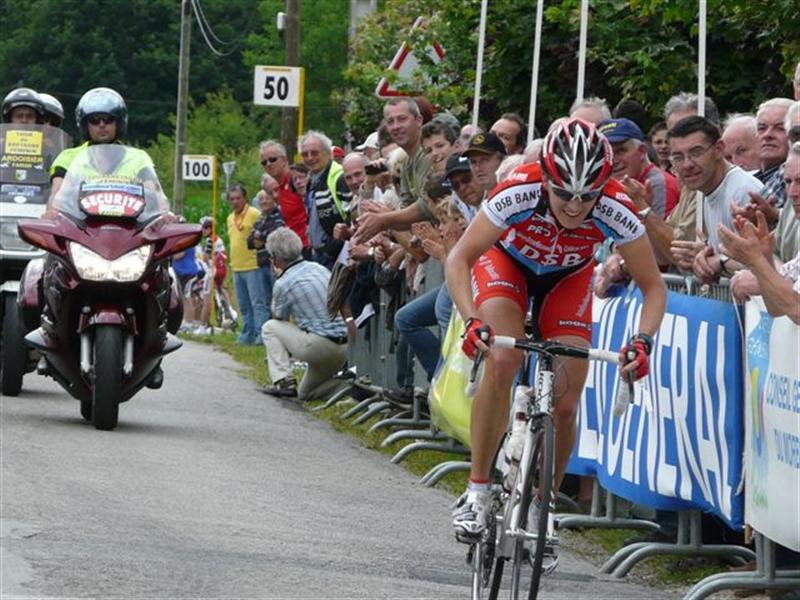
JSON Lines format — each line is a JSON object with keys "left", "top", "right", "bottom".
{"left": 1, "top": 341, "right": 680, "bottom": 599}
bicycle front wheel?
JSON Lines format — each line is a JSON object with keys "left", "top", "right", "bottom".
{"left": 508, "top": 415, "right": 554, "bottom": 600}
{"left": 526, "top": 416, "right": 554, "bottom": 599}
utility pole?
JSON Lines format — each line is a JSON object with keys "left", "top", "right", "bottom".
{"left": 173, "top": 0, "right": 192, "bottom": 215}
{"left": 281, "top": 0, "right": 300, "bottom": 155}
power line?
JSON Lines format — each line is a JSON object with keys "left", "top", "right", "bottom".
{"left": 191, "top": 0, "right": 239, "bottom": 57}
{"left": 191, "top": 0, "right": 238, "bottom": 47}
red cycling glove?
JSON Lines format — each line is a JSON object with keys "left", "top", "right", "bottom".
{"left": 619, "top": 333, "right": 653, "bottom": 382}
{"left": 462, "top": 317, "right": 493, "bottom": 360}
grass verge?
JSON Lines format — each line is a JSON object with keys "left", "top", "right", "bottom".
{"left": 185, "top": 329, "right": 734, "bottom": 589}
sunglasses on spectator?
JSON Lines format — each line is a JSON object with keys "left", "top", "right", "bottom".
{"left": 669, "top": 144, "right": 714, "bottom": 165}
{"left": 549, "top": 186, "right": 602, "bottom": 203}
{"left": 87, "top": 114, "right": 115, "bottom": 126}
{"left": 260, "top": 156, "right": 281, "bottom": 166}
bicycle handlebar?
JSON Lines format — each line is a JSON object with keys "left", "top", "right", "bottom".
{"left": 491, "top": 335, "right": 620, "bottom": 365}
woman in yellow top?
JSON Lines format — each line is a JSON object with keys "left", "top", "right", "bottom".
{"left": 226, "top": 183, "right": 268, "bottom": 344}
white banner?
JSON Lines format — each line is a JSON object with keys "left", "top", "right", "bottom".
{"left": 744, "top": 297, "right": 800, "bottom": 551}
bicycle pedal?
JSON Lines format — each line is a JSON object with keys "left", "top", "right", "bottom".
{"left": 541, "top": 554, "right": 559, "bottom": 576}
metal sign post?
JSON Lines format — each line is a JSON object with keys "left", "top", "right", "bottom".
{"left": 182, "top": 154, "right": 217, "bottom": 331}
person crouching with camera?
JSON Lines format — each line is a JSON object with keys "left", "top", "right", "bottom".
{"left": 260, "top": 227, "right": 348, "bottom": 401}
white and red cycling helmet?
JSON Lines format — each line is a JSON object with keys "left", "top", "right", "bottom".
{"left": 540, "top": 117, "right": 613, "bottom": 200}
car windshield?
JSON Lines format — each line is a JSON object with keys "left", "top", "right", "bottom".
{"left": 49, "top": 143, "right": 169, "bottom": 223}
{"left": 0, "top": 123, "right": 72, "bottom": 205}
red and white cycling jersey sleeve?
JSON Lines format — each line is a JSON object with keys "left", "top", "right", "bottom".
{"left": 481, "top": 163, "right": 545, "bottom": 229}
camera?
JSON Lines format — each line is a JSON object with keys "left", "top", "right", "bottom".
{"left": 365, "top": 161, "right": 389, "bottom": 176}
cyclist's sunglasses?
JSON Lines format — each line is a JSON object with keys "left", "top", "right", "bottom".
{"left": 87, "top": 114, "right": 116, "bottom": 126}
{"left": 549, "top": 186, "right": 602, "bottom": 203}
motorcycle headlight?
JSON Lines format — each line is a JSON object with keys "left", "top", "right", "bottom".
{"left": 0, "top": 217, "right": 36, "bottom": 251}
{"left": 68, "top": 242, "right": 152, "bottom": 282}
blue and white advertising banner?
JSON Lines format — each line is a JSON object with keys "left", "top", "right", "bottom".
{"left": 567, "top": 287, "right": 745, "bottom": 529}
{"left": 744, "top": 298, "right": 800, "bottom": 551}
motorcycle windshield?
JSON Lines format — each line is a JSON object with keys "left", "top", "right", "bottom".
{"left": 49, "top": 143, "right": 169, "bottom": 224}
{"left": 0, "top": 123, "right": 72, "bottom": 205}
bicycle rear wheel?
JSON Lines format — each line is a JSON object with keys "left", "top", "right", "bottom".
{"left": 526, "top": 415, "right": 554, "bottom": 600}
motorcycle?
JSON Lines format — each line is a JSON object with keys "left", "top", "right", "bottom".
{"left": 17, "top": 143, "right": 201, "bottom": 430}
{"left": 0, "top": 122, "right": 71, "bottom": 395}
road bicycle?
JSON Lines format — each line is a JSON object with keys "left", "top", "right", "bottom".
{"left": 467, "top": 335, "right": 625, "bottom": 600}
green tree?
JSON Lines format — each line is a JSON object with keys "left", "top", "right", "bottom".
{"left": 342, "top": 0, "right": 799, "bottom": 137}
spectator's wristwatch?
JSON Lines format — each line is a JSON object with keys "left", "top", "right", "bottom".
{"left": 719, "top": 253, "right": 731, "bottom": 276}
{"left": 638, "top": 206, "right": 652, "bottom": 222}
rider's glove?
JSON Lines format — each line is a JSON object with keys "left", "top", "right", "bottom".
{"left": 462, "top": 317, "right": 493, "bottom": 360}
{"left": 619, "top": 333, "right": 654, "bottom": 382}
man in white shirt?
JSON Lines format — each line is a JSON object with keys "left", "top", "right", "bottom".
{"left": 664, "top": 116, "right": 761, "bottom": 282}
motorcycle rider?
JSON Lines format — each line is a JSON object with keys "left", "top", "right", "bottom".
{"left": 39, "top": 93, "right": 65, "bottom": 128}
{"left": 48, "top": 87, "right": 163, "bottom": 205}
{"left": 2, "top": 87, "right": 45, "bottom": 124}
{"left": 41, "top": 87, "right": 171, "bottom": 389}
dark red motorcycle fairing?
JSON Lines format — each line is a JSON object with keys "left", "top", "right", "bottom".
{"left": 18, "top": 213, "right": 202, "bottom": 262}
{"left": 17, "top": 212, "right": 201, "bottom": 405}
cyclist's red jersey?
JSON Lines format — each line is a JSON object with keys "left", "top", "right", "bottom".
{"left": 482, "top": 163, "right": 645, "bottom": 275}
{"left": 472, "top": 163, "right": 645, "bottom": 341}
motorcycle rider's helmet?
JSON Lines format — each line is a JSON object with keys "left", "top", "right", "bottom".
{"left": 540, "top": 117, "right": 613, "bottom": 200}
{"left": 1, "top": 87, "right": 45, "bottom": 123}
{"left": 75, "top": 87, "right": 128, "bottom": 140}
{"left": 39, "top": 93, "right": 65, "bottom": 127}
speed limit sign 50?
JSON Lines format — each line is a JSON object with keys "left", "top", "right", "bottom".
{"left": 182, "top": 155, "right": 215, "bottom": 181}
{"left": 253, "top": 66, "right": 303, "bottom": 108}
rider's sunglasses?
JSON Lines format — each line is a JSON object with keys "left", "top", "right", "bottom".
{"left": 260, "top": 156, "right": 280, "bottom": 166}
{"left": 87, "top": 114, "right": 115, "bottom": 126}
{"left": 549, "top": 186, "right": 602, "bottom": 203}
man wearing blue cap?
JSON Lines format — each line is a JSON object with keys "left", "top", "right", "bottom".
{"left": 599, "top": 117, "right": 679, "bottom": 219}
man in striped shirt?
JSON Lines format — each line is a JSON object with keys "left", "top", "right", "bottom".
{"left": 261, "top": 227, "right": 348, "bottom": 400}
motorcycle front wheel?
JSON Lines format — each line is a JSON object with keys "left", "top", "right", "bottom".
{"left": 92, "top": 326, "right": 122, "bottom": 430}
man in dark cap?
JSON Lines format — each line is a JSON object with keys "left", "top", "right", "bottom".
{"left": 462, "top": 131, "right": 507, "bottom": 193}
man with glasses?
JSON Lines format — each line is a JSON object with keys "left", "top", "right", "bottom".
{"left": 47, "top": 87, "right": 164, "bottom": 214}
{"left": 446, "top": 118, "right": 665, "bottom": 554}
{"left": 299, "top": 130, "right": 352, "bottom": 267}
{"left": 661, "top": 117, "right": 761, "bottom": 281}
{"left": 257, "top": 140, "right": 309, "bottom": 257}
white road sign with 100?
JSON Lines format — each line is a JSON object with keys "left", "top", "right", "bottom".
{"left": 182, "top": 155, "right": 214, "bottom": 181}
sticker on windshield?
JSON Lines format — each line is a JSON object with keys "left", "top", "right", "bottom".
{"left": 4, "top": 130, "right": 44, "bottom": 155}
{"left": 0, "top": 130, "right": 46, "bottom": 171}
{"left": 80, "top": 190, "right": 145, "bottom": 218}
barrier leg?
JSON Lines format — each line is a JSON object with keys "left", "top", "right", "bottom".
{"left": 605, "top": 511, "right": 755, "bottom": 578}
{"left": 311, "top": 383, "right": 354, "bottom": 411}
{"left": 558, "top": 480, "right": 660, "bottom": 532}
{"left": 684, "top": 534, "right": 800, "bottom": 600}
{"left": 367, "top": 387, "right": 430, "bottom": 432}
{"left": 420, "top": 460, "right": 471, "bottom": 487}
{"left": 381, "top": 428, "right": 447, "bottom": 448}
{"left": 341, "top": 393, "right": 383, "bottom": 420}
{"left": 391, "top": 438, "right": 470, "bottom": 464}
{"left": 352, "top": 401, "right": 392, "bottom": 425}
